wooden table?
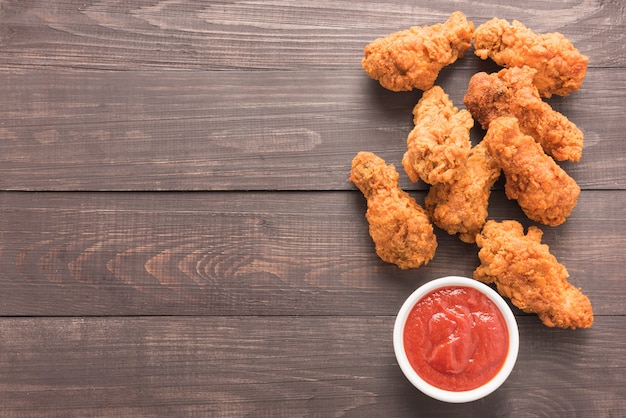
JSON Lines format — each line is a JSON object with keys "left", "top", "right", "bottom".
{"left": 0, "top": 1, "right": 624, "bottom": 416}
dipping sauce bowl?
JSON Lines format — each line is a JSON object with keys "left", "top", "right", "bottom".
{"left": 393, "top": 276, "right": 519, "bottom": 403}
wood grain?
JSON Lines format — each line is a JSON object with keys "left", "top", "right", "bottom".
{"left": 0, "top": 68, "right": 623, "bottom": 191}
{"left": 0, "top": 190, "right": 622, "bottom": 316}
{"left": 1, "top": 0, "right": 624, "bottom": 415}
{"left": 0, "top": 0, "right": 623, "bottom": 71}
{"left": 0, "top": 316, "right": 623, "bottom": 417}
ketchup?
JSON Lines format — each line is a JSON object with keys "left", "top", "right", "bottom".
{"left": 403, "top": 286, "right": 509, "bottom": 391}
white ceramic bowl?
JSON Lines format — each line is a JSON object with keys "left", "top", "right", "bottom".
{"left": 393, "top": 276, "right": 519, "bottom": 403}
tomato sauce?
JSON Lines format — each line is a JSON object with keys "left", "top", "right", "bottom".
{"left": 403, "top": 286, "right": 509, "bottom": 391}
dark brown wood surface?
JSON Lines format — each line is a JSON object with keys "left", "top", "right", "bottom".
{"left": 0, "top": 1, "right": 624, "bottom": 416}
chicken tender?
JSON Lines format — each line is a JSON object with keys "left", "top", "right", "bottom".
{"left": 464, "top": 66, "right": 584, "bottom": 162}
{"left": 402, "top": 86, "right": 473, "bottom": 185}
{"left": 474, "top": 220, "right": 593, "bottom": 329}
{"left": 350, "top": 152, "right": 437, "bottom": 269}
{"left": 425, "top": 142, "right": 501, "bottom": 243}
{"left": 362, "top": 11, "right": 474, "bottom": 92}
{"left": 483, "top": 117, "right": 580, "bottom": 226}
{"left": 473, "top": 18, "right": 588, "bottom": 98}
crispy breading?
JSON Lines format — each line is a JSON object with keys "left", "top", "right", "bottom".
{"left": 473, "top": 18, "right": 588, "bottom": 98}
{"left": 425, "top": 142, "right": 501, "bottom": 243}
{"left": 362, "top": 11, "right": 474, "bottom": 92}
{"left": 350, "top": 152, "right": 437, "bottom": 269}
{"left": 483, "top": 117, "right": 580, "bottom": 226}
{"left": 474, "top": 220, "right": 593, "bottom": 329}
{"left": 464, "top": 66, "right": 584, "bottom": 162}
{"left": 402, "top": 86, "right": 473, "bottom": 185}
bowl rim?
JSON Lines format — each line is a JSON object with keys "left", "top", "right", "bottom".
{"left": 393, "top": 275, "right": 519, "bottom": 403}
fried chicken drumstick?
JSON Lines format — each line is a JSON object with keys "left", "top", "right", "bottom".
{"left": 425, "top": 142, "right": 501, "bottom": 243}
{"left": 483, "top": 117, "right": 580, "bottom": 226}
{"left": 473, "top": 18, "right": 588, "bottom": 98}
{"left": 350, "top": 152, "right": 437, "bottom": 269}
{"left": 362, "top": 11, "right": 474, "bottom": 92}
{"left": 402, "top": 86, "right": 473, "bottom": 185}
{"left": 401, "top": 86, "right": 498, "bottom": 243}
{"left": 464, "top": 66, "right": 584, "bottom": 162}
{"left": 474, "top": 220, "right": 593, "bottom": 329}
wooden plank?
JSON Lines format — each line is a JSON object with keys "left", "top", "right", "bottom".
{"left": 0, "top": 190, "right": 622, "bottom": 316}
{"left": 0, "top": 0, "right": 622, "bottom": 71}
{"left": 0, "top": 316, "right": 623, "bottom": 417}
{"left": 0, "top": 67, "right": 623, "bottom": 191}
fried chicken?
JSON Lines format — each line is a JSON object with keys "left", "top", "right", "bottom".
{"left": 402, "top": 86, "right": 473, "bottom": 185}
{"left": 362, "top": 11, "right": 474, "bottom": 92}
{"left": 349, "top": 152, "right": 437, "bottom": 269}
{"left": 474, "top": 220, "right": 593, "bottom": 329}
{"left": 473, "top": 18, "right": 588, "bottom": 98}
{"left": 483, "top": 117, "right": 580, "bottom": 226}
{"left": 464, "top": 66, "right": 584, "bottom": 162}
{"left": 425, "top": 142, "right": 501, "bottom": 243}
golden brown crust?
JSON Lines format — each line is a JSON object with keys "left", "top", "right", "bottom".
{"left": 425, "top": 141, "right": 501, "bottom": 243}
{"left": 474, "top": 220, "right": 593, "bottom": 329}
{"left": 349, "top": 152, "right": 437, "bottom": 269}
{"left": 361, "top": 11, "right": 474, "bottom": 92}
{"left": 473, "top": 18, "right": 588, "bottom": 98}
{"left": 464, "top": 66, "right": 584, "bottom": 162}
{"left": 483, "top": 116, "right": 580, "bottom": 226}
{"left": 402, "top": 86, "right": 473, "bottom": 185}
